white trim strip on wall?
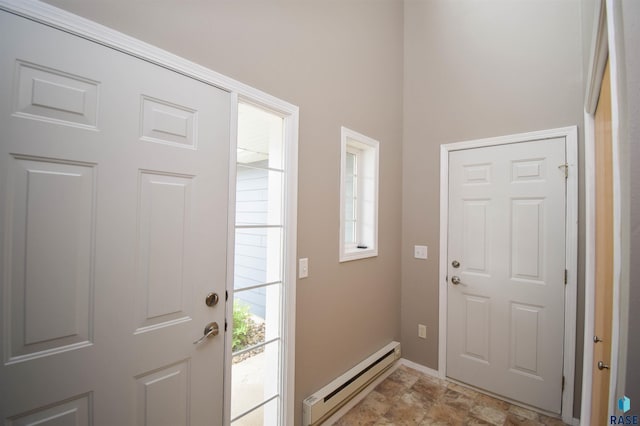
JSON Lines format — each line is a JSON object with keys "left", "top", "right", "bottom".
{"left": 579, "top": 3, "right": 606, "bottom": 425}
{"left": 580, "top": 109, "right": 597, "bottom": 426}
{"left": 438, "top": 126, "right": 579, "bottom": 425}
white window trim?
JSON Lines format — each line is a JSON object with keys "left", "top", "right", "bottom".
{"left": 339, "top": 126, "right": 379, "bottom": 262}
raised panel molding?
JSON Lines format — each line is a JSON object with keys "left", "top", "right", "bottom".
{"left": 463, "top": 294, "right": 490, "bottom": 363}
{"left": 511, "top": 158, "right": 546, "bottom": 182}
{"left": 4, "top": 155, "right": 95, "bottom": 364}
{"left": 463, "top": 163, "right": 491, "bottom": 185}
{"left": 7, "top": 393, "right": 92, "bottom": 426}
{"left": 135, "top": 360, "right": 190, "bottom": 426}
{"left": 511, "top": 198, "right": 545, "bottom": 283}
{"left": 510, "top": 303, "right": 543, "bottom": 379}
{"left": 13, "top": 60, "right": 99, "bottom": 130}
{"left": 462, "top": 199, "right": 490, "bottom": 275}
{"left": 135, "top": 170, "right": 193, "bottom": 333}
{"left": 140, "top": 96, "right": 197, "bottom": 149}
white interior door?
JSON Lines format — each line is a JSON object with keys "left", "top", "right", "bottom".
{"left": 446, "top": 138, "right": 566, "bottom": 414}
{"left": 0, "top": 11, "right": 230, "bottom": 424}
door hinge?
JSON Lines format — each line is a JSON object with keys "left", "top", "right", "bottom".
{"left": 562, "top": 375, "right": 565, "bottom": 391}
{"left": 225, "top": 290, "right": 228, "bottom": 301}
{"left": 558, "top": 163, "right": 569, "bottom": 179}
{"left": 225, "top": 320, "right": 228, "bottom": 332}
{"left": 564, "top": 269, "right": 568, "bottom": 285}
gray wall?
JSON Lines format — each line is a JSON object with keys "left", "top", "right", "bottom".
{"left": 42, "top": 1, "right": 405, "bottom": 424}
{"left": 401, "top": 0, "right": 584, "bottom": 417}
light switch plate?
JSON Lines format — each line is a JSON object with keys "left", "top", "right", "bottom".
{"left": 299, "top": 258, "right": 309, "bottom": 279}
{"left": 414, "top": 245, "right": 428, "bottom": 259}
{"left": 418, "top": 324, "right": 427, "bottom": 339}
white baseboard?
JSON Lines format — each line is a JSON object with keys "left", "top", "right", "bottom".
{"left": 399, "top": 358, "right": 440, "bottom": 379}
{"left": 320, "top": 361, "right": 400, "bottom": 425}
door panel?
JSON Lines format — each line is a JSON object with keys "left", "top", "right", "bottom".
{"left": 591, "top": 59, "right": 614, "bottom": 426}
{"left": 462, "top": 200, "right": 489, "bottom": 274}
{"left": 463, "top": 295, "right": 490, "bottom": 362}
{"left": 136, "top": 172, "right": 194, "bottom": 331}
{"left": 7, "top": 156, "right": 95, "bottom": 361}
{"left": 135, "top": 360, "right": 190, "bottom": 426}
{"left": 0, "top": 11, "right": 229, "bottom": 424}
{"left": 7, "top": 393, "right": 91, "bottom": 426}
{"left": 447, "top": 138, "right": 566, "bottom": 414}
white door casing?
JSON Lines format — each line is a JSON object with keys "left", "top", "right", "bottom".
{"left": 446, "top": 138, "right": 566, "bottom": 413}
{"left": 0, "top": 11, "right": 230, "bottom": 424}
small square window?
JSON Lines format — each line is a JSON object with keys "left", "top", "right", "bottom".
{"left": 339, "top": 126, "right": 379, "bottom": 262}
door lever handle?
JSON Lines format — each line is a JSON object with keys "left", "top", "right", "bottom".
{"left": 594, "top": 335, "right": 603, "bottom": 343}
{"left": 193, "top": 322, "right": 219, "bottom": 345}
{"left": 597, "top": 361, "right": 610, "bottom": 370}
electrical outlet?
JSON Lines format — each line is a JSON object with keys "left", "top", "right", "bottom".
{"left": 418, "top": 324, "right": 427, "bottom": 339}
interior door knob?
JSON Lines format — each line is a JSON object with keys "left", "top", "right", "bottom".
{"left": 597, "top": 361, "right": 609, "bottom": 370}
{"left": 594, "top": 335, "right": 603, "bottom": 343}
{"left": 451, "top": 276, "right": 461, "bottom": 285}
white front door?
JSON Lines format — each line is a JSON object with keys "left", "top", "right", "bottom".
{"left": 446, "top": 138, "right": 566, "bottom": 413}
{"left": 0, "top": 11, "right": 229, "bottom": 424}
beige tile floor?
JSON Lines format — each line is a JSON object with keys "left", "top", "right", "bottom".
{"left": 332, "top": 365, "right": 568, "bottom": 426}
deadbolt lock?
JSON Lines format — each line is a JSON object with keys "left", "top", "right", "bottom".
{"left": 205, "top": 292, "right": 219, "bottom": 307}
{"left": 452, "top": 260, "right": 460, "bottom": 268}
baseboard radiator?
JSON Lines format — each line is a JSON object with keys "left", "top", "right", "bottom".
{"left": 302, "top": 341, "right": 401, "bottom": 426}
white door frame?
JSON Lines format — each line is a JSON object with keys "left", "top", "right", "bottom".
{"left": 223, "top": 95, "right": 299, "bottom": 424}
{"left": 580, "top": 0, "right": 625, "bottom": 423}
{"left": 0, "top": 1, "right": 299, "bottom": 425}
{"left": 438, "top": 126, "right": 578, "bottom": 424}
